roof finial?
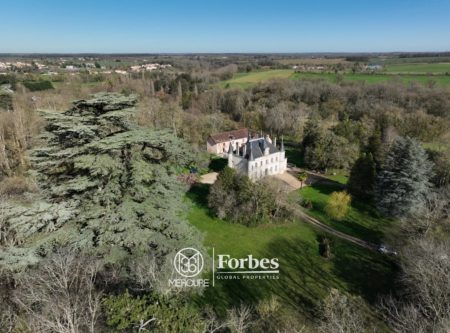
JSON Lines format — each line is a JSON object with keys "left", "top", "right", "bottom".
{"left": 281, "top": 136, "right": 285, "bottom": 152}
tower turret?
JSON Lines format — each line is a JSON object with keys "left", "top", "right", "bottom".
{"left": 228, "top": 141, "right": 233, "bottom": 167}
{"left": 249, "top": 143, "right": 254, "bottom": 161}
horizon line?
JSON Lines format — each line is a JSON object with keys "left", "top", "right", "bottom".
{"left": 1, "top": 51, "right": 450, "bottom": 56}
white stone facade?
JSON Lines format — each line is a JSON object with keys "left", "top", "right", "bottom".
{"left": 228, "top": 137, "right": 287, "bottom": 180}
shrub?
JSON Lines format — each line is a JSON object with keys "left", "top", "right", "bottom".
{"left": 319, "top": 236, "right": 332, "bottom": 258}
{"left": 0, "top": 93, "right": 13, "bottom": 110}
{"left": 208, "top": 167, "right": 293, "bottom": 226}
{"left": 22, "top": 80, "right": 54, "bottom": 91}
{"left": 325, "top": 191, "right": 351, "bottom": 221}
{"left": 104, "top": 290, "right": 205, "bottom": 332}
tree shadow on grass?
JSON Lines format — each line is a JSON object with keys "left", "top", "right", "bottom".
{"left": 208, "top": 158, "right": 227, "bottom": 172}
{"left": 199, "top": 235, "right": 355, "bottom": 320}
{"left": 285, "top": 143, "right": 304, "bottom": 168}
{"left": 331, "top": 240, "right": 398, "bottom": 303}
{"left": 187, "top": 183, "right": 210, "bottom": 209}
{"left": 308, "top": 182, "right": 387, "bottom": 243}
{"left": 261, "top": 236, "right": 345, "bottom": 319}
{"left": 195, "top": 229, "right": 397, "bottom": 323}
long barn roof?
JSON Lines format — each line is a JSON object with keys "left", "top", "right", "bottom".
{"left": 208, "top": 128, "right": 248, "bottom": 144}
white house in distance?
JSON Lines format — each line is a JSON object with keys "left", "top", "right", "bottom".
{"left": 207, "top": 129, "right": 288, "bottom": 180}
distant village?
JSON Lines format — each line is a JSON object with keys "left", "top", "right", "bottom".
{"left": 0, "top": 57, "right": 172, "bottom": 76}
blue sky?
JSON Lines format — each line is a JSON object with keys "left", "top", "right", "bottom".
{"left": 1, "top": 0, "right": 449, "bottom": 53}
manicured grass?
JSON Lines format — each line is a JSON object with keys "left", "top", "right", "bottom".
{"left": 298, "top": 181, "right": 392, "bottom": 244}
{"left": 325, "top": 172, "right": 348, "bottom": 184}
{"left": 384, "top": 62, "right": 450, "bottom": 74}
{"left": 187, "top": 184, "right": 396, "bottom": 323}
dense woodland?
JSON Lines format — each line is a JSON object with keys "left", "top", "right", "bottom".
{"left": 0, "top": 55, "right": 450, "bottom": 332}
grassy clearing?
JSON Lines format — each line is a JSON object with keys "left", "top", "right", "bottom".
{"left": 187, "top": 184, "right": 396, "bottom": 324}
{"left": 298, "top": 180, "right": 392, "bottom": 244}
{"left": 219, "top": 69, "right": 295, "bottom": 88}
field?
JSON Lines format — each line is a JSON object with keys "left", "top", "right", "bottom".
{"left": 276, "top": 57, "right": 349, "bottom": 66}
{"left": 220, "top": 69, "right": 450, "bottom": 89}
{"left": 218, "top": 69, "right": 295, "bottom": 88}
{"left": 384, "top": 62, "right": 450, "bottom": 73}
{"left": 187, "top": 184, "right": 396, "bottom": 327}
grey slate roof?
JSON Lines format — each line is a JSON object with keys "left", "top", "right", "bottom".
{"left": 241, "top": 137, "right": 279, "bottom": 160}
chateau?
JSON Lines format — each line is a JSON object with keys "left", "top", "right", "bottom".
{"left": 207, "top": 129, "right": 288, "bottom": 180}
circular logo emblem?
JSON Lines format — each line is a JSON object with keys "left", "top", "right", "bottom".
{"left": 174, "top": 247, "right": 204, "bottom": 278}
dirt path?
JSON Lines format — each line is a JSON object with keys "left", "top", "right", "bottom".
{"left": 273, "top": 172, "right": 303, "bottom": 190}
{"left": 199, "top": 172, "right": 218, "bottom": 184}
{"left": 295, "top": 209, "right": 378, "bottom": 251}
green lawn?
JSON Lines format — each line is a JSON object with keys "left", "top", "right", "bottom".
{"left": 298, "top": 181, "right": 392, "bottom": 244}
{"left": 325, "top": 172, "right": 349, "bottom": 184}
{"left": 187, "top": 184, "right": 396, "bottom": 325}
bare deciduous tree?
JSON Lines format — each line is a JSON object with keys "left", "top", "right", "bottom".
{"left": 226, "top": 303, "right": 254, "bottom": 333}
{"left": 380, "top": 238, "right": 450, "bottom": 332}
{"left": 318, "top": 288, "right": 368, "bottom": 333}
{"left": 14, "top": 247, "right": 103, "bottom": 333}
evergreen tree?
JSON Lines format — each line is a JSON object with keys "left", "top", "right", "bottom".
{"left": 366, "top": 130, "right": 385, "bottom": 169}
{"left": 348, "top": 153, "right": 376, "bottom": 199}
{"left": 301, "top": 116, "right": 321, "bottom": 150}
{"left": 375, "top": 137, "right": 433, "bottom": 218}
